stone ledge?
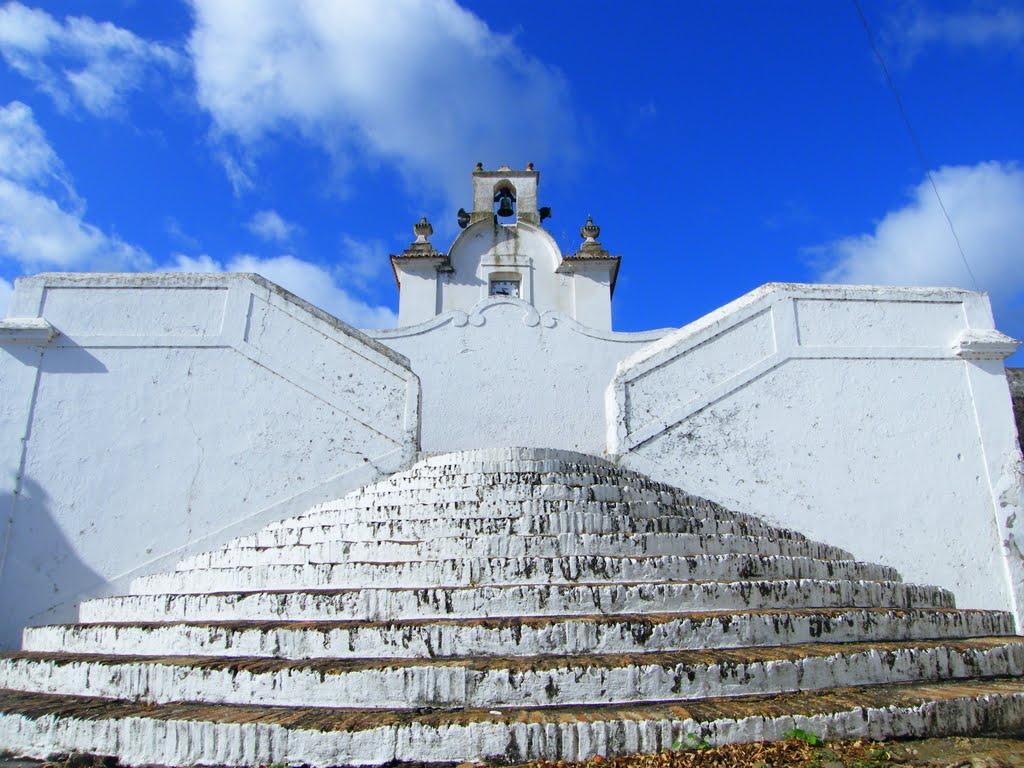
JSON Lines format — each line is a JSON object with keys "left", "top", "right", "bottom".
{"left": 0, "top": 318, "right": 56, "bottom": 345}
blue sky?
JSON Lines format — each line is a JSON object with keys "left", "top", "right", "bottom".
{"left": 1, "top": 1, "right": 1022, "bottom": 364}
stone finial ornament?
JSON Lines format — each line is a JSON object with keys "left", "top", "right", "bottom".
{"left": 413, "top": 216, "right": 433, "bottom": 243}
{"left": 581, "top": 215, "right": 600, "bottom": 244}
{"left": 475, "top": 162, "right": 483, "bottom": 171}
{"left": 392, "top": 215, "right": 445, "bottom": 265}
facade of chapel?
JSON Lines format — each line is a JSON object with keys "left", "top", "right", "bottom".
{"left": 390, "top": 164, "right": 620, "bottom": 329}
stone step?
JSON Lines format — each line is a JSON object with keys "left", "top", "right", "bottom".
{"left": 177, "top": 533, "right": 854, "bottom": 570}
{"left": 361, "top": 471, "right": 679, "bottom": 494}
{"left": 143, "top": 555, "right": 900, "bottom": 593}
{"left": 3, "top": 677, "right": 1024, "bottom": 765}
{"left": 22, "top": 608, "right": 1016, "bottom": 661}
{"left": 275, "top": 498, "right": 761, "bottom": 527}
{"left": 4, "top": 638, "right": 1022, "bottom": 710}
{"left": 79, "top": 580, "right": 955, "bottom": 626}
{"left": 327, "top": 485, "right": 695, "bottom": 508}
{"left": 416, "top": 447, "right": 626, "bottom": 469}
{"left": 240, "top": 512, "right": 805, "bottom": 541}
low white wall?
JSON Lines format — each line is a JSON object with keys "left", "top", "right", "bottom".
{"left": 608, "top": 283, "right": 1024, "bottom": 624}
{"left": 0, "top": 273, "right": 419, "bottom": 648}
{"left": 367, "top": 297, "right": 668, "bottom": 454}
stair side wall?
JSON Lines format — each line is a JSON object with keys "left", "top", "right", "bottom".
{"left": 1010, "top": 368, "right": 1023, "bottom": 453}
{"left": 608, "top": 283, "right": 1024, "bottom": 626}
{"left": 0, "top": 273, "right": 420, "bottom": 648}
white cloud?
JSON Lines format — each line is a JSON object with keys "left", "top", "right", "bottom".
{"left": 0, "top": 99, "right": 70, "bottom": 189}
{"left": 167, "top": 253, "right": 221, "bottom": 273}
{"left": 0, "top": 101, "right": 150, "bottom": 271}
{"left": 0, "top": 276, "right": 12, "bottom": 318}
{"left": 188, "top": 0, "right": 576, "bottom": 202}
{"left": 164, "top": 252, "right": 397, "bottom": 329}
{"left": 247, "top": 210, "right": 296, "bottom": 243}
{"left": 880, "top": 3, "right": 1024, "bottom": 65}
{"left": 217, "top": 149, "right": 254, "bottom": 196}
{"left": 0, "top": 100, "right": 392, "bottom": 328}
{"left": 815, "top": 161, "right": 1024, "bottom": 337}
{"left": 0, "top": 3, "right": 183, "bottom": 116}
{"left": 908, "top": 6, "right": 1023, "bottom": 48}
{"left": 339, "top": 234, "right": 386, "bottom": 290}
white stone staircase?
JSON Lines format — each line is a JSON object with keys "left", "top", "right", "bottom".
{"left": 1, "top": 448, "right": 1023, "bottom": 766}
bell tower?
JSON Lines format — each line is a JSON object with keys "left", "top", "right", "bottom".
{"left": 390, "top": 165, "right": 620, "bottom": 330}
{"left": 468, "top": 163, "right": 542, "bottom": 225}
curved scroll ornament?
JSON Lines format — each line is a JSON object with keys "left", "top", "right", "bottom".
{"left": 465, "top": 296, "right": 543, "bottom": 328}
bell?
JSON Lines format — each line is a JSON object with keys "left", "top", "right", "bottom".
{"left": 496, "top": 192, "right": 515, "bottom": 218}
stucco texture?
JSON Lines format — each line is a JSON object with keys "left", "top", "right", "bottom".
{"left": 1010, "top": 368, "right": 1023, "bottom": 453}
{"left": 610, "top": 284, "right": 1024, "bottom": 624}
{"left": 0, "top": 273, "right": 418, "bottom": 647}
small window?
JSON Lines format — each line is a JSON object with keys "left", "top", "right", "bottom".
{"left": 489, "top": 279, "right": 520, "bottom": 298}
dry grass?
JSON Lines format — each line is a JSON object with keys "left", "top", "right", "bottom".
{"left": 517, "top": 735, "right": 1024, "bottom": 768}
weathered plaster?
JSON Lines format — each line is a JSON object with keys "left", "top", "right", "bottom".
{"left": 0, "top": 273, "right": 419, "bottom": 648}
{"left": 1009, "top": 368, "right": 1023, "bottom": 453}
{"left": 1, "top": 447, "right": 1022, "bottom": 765}
{"left": 608, "top": 283, "right": 1024, "bottom": 624}
{"left": 367, "top": 297, "right": 667, "bottom": 453}
{"left": 391, "top": 167, "right": 618, "bottom": 329}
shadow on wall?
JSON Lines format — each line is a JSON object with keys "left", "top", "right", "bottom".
{"left": 0, "top": 474, "right": 104, "bottom": 649}
{"left": 1010, "top": 369, "right": 1023, "bottom": 454}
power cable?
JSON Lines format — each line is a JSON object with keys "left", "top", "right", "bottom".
{"left": 851, "top": 0, "right": 979, "bottom": 289}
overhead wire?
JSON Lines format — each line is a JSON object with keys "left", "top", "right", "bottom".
{"left": 850, "top": 0, "right": 979, "bottom": 289}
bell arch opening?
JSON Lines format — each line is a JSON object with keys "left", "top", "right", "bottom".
{"left": 493, "top": 180, "right": 517, "bottom": 220}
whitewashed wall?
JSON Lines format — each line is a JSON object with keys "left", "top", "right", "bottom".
{"left": 2, "top": 273, "right": 1021, "bottom": 646}
{"left": 0, "top": 273, "right": 419, "bottom": 648}
{"left": 608, "top": 283, "right": 1024, "bottom": 624}
{"left": 440, "top": 220, "right": 568, "bottom": 317}
{"left": 367, "top": 297, "right": 667, "bottom": 453}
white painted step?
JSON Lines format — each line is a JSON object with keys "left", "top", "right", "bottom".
{"left": 320, "top": 486, "right": 693, "bottom": 509}
{"left": 230, "top": 512, "right": 805, "bottom": 541}
{"left": 4, "top": 638, "right": 1021, "bottom": 710}
{"left": 357, "top": 472, "right": 682, "bottom": 494}
{"left": 280, "top": 497, "right": 765, "bottom": 527}
{"left": 176, "top": 533, "right": 853, "bottom": 570}
{"left": 3, "top": 678, "right": 1024, "bottom": 766}
{"left": 26, "top": 608, "right": 1013, "bottom": 660}
{"left": 142, "top": 555, "right": 900, "bottom": 594}
{"left": 80, "top": 579, "right": 954, "bottom": 625}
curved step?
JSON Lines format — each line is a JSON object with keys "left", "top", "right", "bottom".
{"left": 282, "top": 498, "right": 767, "bottom": 527}
{"left": 81, "top": 579, "right": 953, "bottom": 625}
{"left": 3, "top": 638, "right": 1022, "bottom": 710}
{"left": 3, "top": 678, "right": 1024, "bottom": 765}
{"left": 240, "top": 514, "right": 817, "bottom": 540}
{"left": 142, "top": 556, "right": 900, "bottom": 593}
{"left": 178, "top": 533, "right": 854, "bottom": 570}
{"left": 45, "top": 608, "right": 1008, "bottom": 660}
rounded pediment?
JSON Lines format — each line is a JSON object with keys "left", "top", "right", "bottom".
{"left": 447, "top": 217, "right": 562, "bottom": 275}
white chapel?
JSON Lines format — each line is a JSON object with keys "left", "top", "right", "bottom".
{"left": 390, "top": 164, "right": 619, "bottom": 329}
{"left": 0, "top": 164, "right": 1022, "bottom": 764}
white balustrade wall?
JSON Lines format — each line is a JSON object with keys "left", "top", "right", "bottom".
{"left": 607, "top": 283, "right": 1024, "bottom": 625}
{"left": 0, "top": 273, "right": 419, "bottom": 647}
